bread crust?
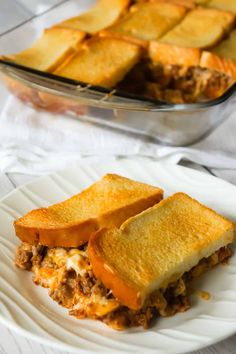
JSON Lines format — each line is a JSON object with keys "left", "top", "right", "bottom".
{"left": 14, "top": 174, "right": 163, "bottom": 247}
{"left": 206, "top": 0, "right": 236, "bottom": 14}
{"left": 14, "top": 218, "right": 98, "bottom": 248}
{"left": 55, "top": 37, "right": 142, "bottom": 88}
{"left": 151, "top": 0, "right": 196, "bottom": 9}
{"left": 99, "top": 30, "right": 149, "bottom": 49}
{"left": 159, "top": 7, "right": 235, "bottom": 49}
{"left": 149, "top": 41, "right": 201, "bottom": 67}
{"left": 100, "top": 2, "right": 187, "bottom": 45}
{"left": 88, "top": 229, "right": 142, "bottom": 310}
{"left": 14, "top": 194, "right": 163, "bottom": 247}
{"left": 5, "top": 28, "right": 85, "bottom": 72}
{"left": 88, "top": 192, "right": 234, "bottom": 310}
{"left": 200, "top": 51, "right": 236, "bottom": 79}
{"left": 55, "top": 0, "right": 130, "bottom": 34}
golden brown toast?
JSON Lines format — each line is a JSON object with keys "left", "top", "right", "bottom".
{"left": 149, "top": 41, "right": 201, "bottom": 67}
{"left": 207, "top": 0, "right": 236, "bottom": 14}
{"left": 160, "top": 7, "right": 235, "bottom": 49}
{"left": 55, "top": 37, "right": 141, "bottom": 88}
{"left": 200, "top": 30, "right": 236, "bottom": 79}
{"left": 14, "top": 174, "right": 163, "bottom": 248}
{"left": 212, "top": 29, "right": 236, "bottom": 61}
{"left": 55, "top": 0, "right": 130, "bottom": 34}
{"left": 100, "top": 2, "right": 186, "bottom": 45}
{"left": 4, "top": 28, "right": 85, "bottom": 72}
{"left": 89, "top": 192, "right": 234, "bottom": 310}
{"left": 194, "top": 0, "right": 209, "bottom": 3}
{"left": 151, "top": 0, "right": 196, "bottom": 9}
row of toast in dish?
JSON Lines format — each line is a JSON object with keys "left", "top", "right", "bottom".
{"left": 2, "top": 0, "right": 236, "bottom": 94}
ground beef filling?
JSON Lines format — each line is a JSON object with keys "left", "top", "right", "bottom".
{"left": 15, "top": 243, "right": 232, "bottom": 329}
{"left": 117, "top": 61, "right": 234, "bottom": 104}
{"left": 15, "top": 243, "right": 47, "bottom": 270}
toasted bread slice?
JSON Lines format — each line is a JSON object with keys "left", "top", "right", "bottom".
{"left": 89, "top": 193, "right": 234, "bottom": 310}
{"left": 207, "top": 0, "right": 236, "bottom": 14}
{"left": 14, "top": 174, "right": 163, "bottom": 248}
{"left": 149, "top": 41, "right": 201, "bottom": 67}
{"left": 5, "top": 28, "right": 85, "bottom": 72}
{"left": 200, "top": 29, "right": 236, "bottom": 79}
{"left": 55, "top": 0, "right": 129, "bottom": 34}
{"left": 212, "top": 29, "right": 236, "bottom": 61}
{"left": 151, "top": 0, "right": 196, "bottom": 9}
{"left": 160, "top": 7, "right": 235, "bottom": 49}
{"left": 55, "top": 37, "right": 141, "bottom": 88}
{"left": 101, "top": 2, "right": 186, "bottom": 45}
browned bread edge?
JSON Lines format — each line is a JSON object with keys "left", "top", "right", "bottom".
{"left": 14, "top": 191, "right": 163, "bottom": 247}
{"left": 88, "top": 228, "right": 142, "bottom": 310}
{"left": 88, "top": 192, "right": 234, "bottom": 310}
{"left": 149, "top": 41, "right": 201, "bottom": 67}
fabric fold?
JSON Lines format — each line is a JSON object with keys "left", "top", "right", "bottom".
{"left": 0, "top": 94, "right": 236, "bottom": 174}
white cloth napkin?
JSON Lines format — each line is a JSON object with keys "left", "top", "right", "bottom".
{"left": 0, "top": 93, "right": 236, "bottom": 175}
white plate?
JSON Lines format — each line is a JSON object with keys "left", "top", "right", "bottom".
{"left": 0, "top": 157, "right": 236, "bottom": 354}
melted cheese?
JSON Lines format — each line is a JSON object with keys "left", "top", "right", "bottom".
{"left": 33, "top": 247, "right": 120, "bottom": 317}
{"left": 48, "top": 248, "right": 92, "bottom": 276}
{"left": 33, "top": 267, "right": 57, "bottom": 288}
{"left": 72, "top": 294, "right": 120, "bottom": 317}
{"left": 66, "top": 253, "right": 91, "bottom": 276}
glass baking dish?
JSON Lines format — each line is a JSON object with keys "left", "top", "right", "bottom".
{"left": 0, "top": 0, "right": 236, "bottom": 146}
